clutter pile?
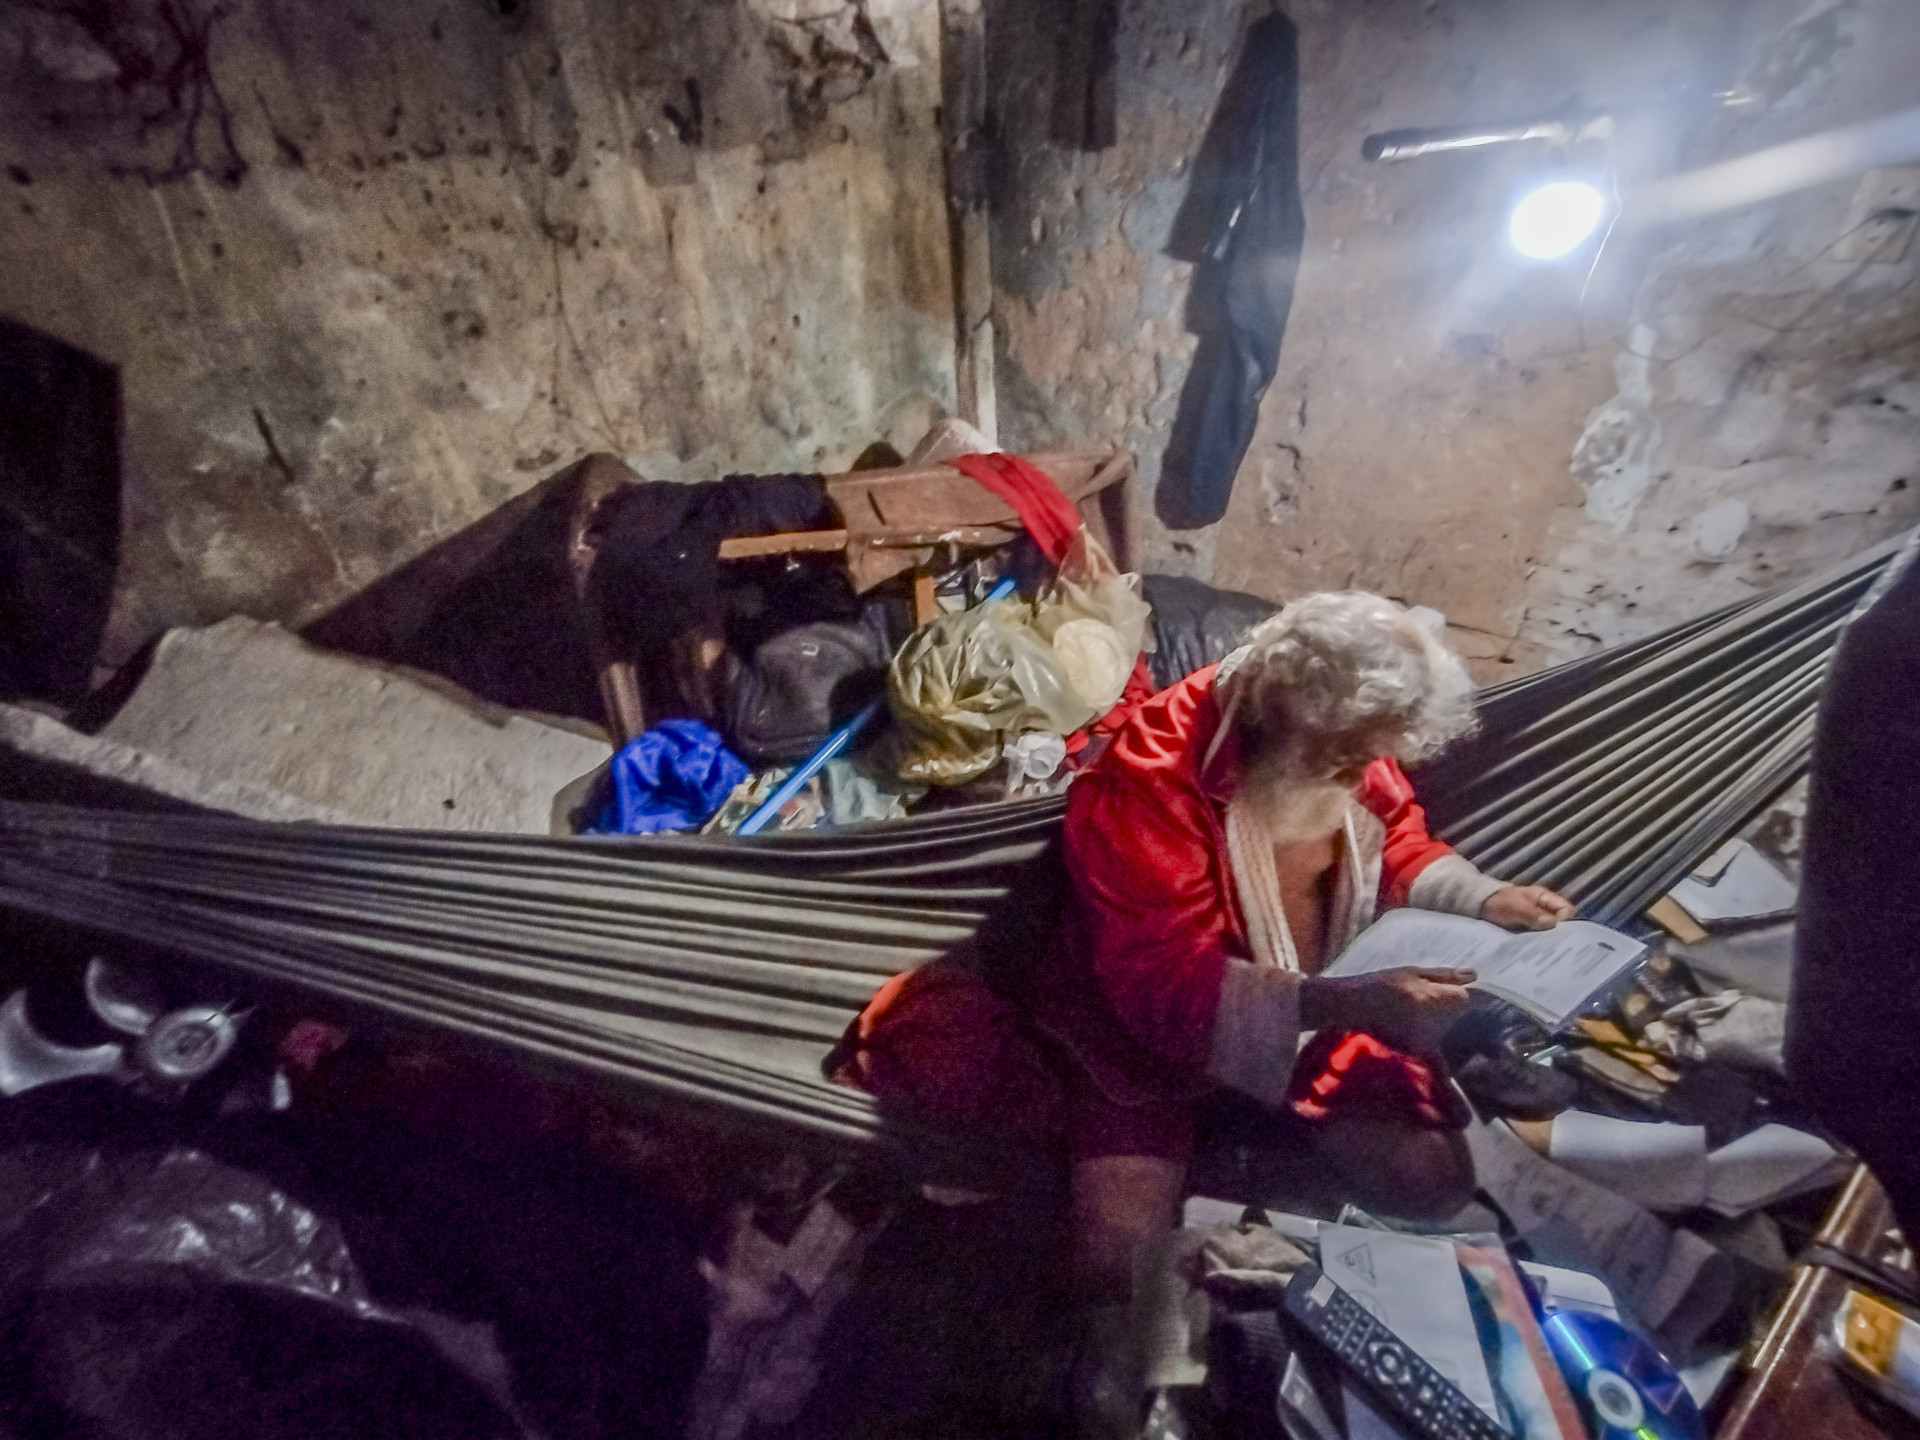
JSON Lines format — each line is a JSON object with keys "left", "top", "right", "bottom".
{"left": 579, "top": 442, "right": 1154, "bottom": 837}
{"left": 1, "top": 420, "right": 1913, "bottom": 1440}
{"left": 1119, "top": 784, "right": 1857, "bottom": 1440}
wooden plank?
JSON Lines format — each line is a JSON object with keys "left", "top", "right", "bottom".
{"left": 717, "top": 529, "right": 849, "bottom": 560}
{"left": 826, "top": 449, "right": 1133, "bottom": 537}
{"left": 1715, "top": 1166, "right": 1908, "bottom": 1440}
{"left": 829, "top": 448, "right": 1135, "bottom": 590}
{"left": 912, "top": 570, "right": 938, "bottom": 629}
{"left": 1648, "top": 895, "right": 1710, "bottom": 946}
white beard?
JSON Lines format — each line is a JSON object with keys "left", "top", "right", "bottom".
{"left": 1236, "top": 748, "right": 1351, "bottom": 844}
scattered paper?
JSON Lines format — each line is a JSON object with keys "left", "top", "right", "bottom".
{"left": 1323, "top": 910, "right": 1646, "bottom": 1030}
{"left": 1316, "top": 1223, "right": 1501, "bottom": 1422}
{"left": 1706, "top": 1123, "right": 1842, "bottom": 1216}
{"left": 1549, "top": 1111, "right": 1710, "bottom": 1211}
{"left": 1180, "top": 1195, "right": 1248, "bottom": 1229}
{"left": 1465, "top": 1119, "right": 1733, "bottom": 1357}
{"left": 1668, "top": 840, "right": 1798, "bottom": 925}
{"left": 1679, "top": 1350, "right": 1740, "bottom": 1410}
{"left": 1517, "top": 1261, "right": 1620, "bottom": 1322}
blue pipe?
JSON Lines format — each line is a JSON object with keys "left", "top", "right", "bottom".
{"left": 734, "top": 574, "right": 1018, "bottom": 837}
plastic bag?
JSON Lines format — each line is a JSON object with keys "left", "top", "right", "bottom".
{"left": 0, "top": 1122, "right": 525, "bottom": 1439}
{"left": 886, "top": 598, "right": 1089, "bottom": 785}
{"left": 885, "top": 533, "right": 1153, "bottom": 786}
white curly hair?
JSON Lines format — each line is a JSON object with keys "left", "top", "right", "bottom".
{"left": 1224, "top": 590, "right": 1478, "bottom": 766}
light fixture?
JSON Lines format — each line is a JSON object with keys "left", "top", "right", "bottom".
{"left": 1508, "top": 181, "right": 1607, "bottom": 259}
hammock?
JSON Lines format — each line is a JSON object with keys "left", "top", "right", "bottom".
{"left": 0, "top": 532, "right": 1910, "bottom": 1168}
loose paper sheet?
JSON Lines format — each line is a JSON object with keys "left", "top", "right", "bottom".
{"left": 1323, "top": 909, "right": 1647, "bottom": 1029}
{"left": 1706, "top": 1123, "right": 1841, "bottom": 1216}
{"left": 1516, "top": 1261, "right": 1620, "bottom": 1322}
{"left": 1465, "top": 1119, "right": 1733, "bottom": 1357}
{"left": 1668, "top": 840, "right": 1798, "bottom": 925}
{"left": 1316, "top": 1223, "right": 1501, "bottom": 1422}
{"left": 1549, "top": 1110, "right": 1710, "bottom": 1211}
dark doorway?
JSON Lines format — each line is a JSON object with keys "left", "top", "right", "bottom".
{"left": 0, "top": 318, "right": 122, "bottom": 707}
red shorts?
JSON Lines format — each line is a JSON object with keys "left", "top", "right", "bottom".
{"left": 829, "top": 961, "right": 1469, "bottom": 1163}
{"left": 1065, "top": 1029, "right": 1469, "bottom": 1164}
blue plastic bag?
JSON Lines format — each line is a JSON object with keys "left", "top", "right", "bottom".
{"left": 589, "top": 719, "right": 750, "bottom": 835}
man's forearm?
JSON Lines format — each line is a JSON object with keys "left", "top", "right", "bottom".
{"left": 1299, "top": 973, "right": 1383, "bottom": 1033}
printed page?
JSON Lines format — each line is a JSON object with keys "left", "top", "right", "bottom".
{"left": 1668, "top": 840, "right": 1798, "bottom": 924}
{"left": 1464, "top": 1119, "right": 1733, "bottom": 1357}
{"left": 1322, "top": 909, "right": 1646, "bottom": 1028}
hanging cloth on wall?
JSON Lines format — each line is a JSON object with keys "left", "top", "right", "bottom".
{"left": 1155, "top": 13, "right": 1305, "bottom": 530}
{"left": 0, "top": 532, "right": 1908, "bottom": 1172}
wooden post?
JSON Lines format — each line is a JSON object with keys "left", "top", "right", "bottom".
{"left": 912, "top": 569, "right": 939, "bottom": 629}
{"left": 939, "top": 0, "right": 996, "bottom": 443}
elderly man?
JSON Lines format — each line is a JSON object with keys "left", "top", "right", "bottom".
{"left": 1029, "top": 592, "right": 1572, "bottom": 1317}
{"left": 831, "top": 589, "right": 1570, "bottom": 1432}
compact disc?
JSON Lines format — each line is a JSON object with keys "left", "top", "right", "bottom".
{"left": 1540, "top": 1310, "right": 1705, "bottom": 1440}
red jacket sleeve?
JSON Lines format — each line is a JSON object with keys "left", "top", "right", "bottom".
{"left": 1358, "top": 758, "right": 1455, "bottom": 907}
{"left": 1062, "top": 769, "right": 1237, "bottom": 1072}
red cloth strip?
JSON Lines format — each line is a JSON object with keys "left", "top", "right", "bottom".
{"left": 944, "top": 452, "right": 1084, "bottom": 565}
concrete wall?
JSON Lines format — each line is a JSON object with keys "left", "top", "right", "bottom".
{"left": 0, "top": 0, "right": 954, "bottom": 673}
{"left": 989, "top": 0, "right": 1920, "bottom": 679}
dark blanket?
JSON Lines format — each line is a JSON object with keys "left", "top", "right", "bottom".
{"left": 1788, "top": 546, "right": 1920, "bottom": 1236}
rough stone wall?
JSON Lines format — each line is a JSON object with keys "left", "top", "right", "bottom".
{"left": 989, "top": 0, "right": 1920, "bottom": 679}
{"left": 0, "top": 0, "right": 954, "bottom": 672}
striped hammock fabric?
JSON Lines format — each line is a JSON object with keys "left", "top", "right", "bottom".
{"left": 0, "top": 530, "right": 1910, "bottom": 1168}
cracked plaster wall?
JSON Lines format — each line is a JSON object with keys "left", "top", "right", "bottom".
{"left": 0, "top": 0, "right": 954, "bottom": 674}
{"left": 989, "top": 0, "right": 1920, "bottom": 679}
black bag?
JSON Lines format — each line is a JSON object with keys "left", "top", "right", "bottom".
{"left": 724, "top": 610, "right": 893, "bottom": 762}
{"left": 1141, "top": 574, "right": 1278, "bottom": 691}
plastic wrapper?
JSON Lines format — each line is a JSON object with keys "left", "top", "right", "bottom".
{"left": 0, "top": 1128, "right": 524, "bottom": 1439}
{"left": 0, "top": 1081, "right": 707, "bottom": 1440}
{"left": 886, "top": 532, "right": 1152, "bottom": 786}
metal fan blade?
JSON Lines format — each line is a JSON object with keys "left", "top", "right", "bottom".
{"left": 0, "top": 991, "right": 125, "bottom": 1097}
{"left": 84, "top": 956, "right": 166, "bottom": 1037}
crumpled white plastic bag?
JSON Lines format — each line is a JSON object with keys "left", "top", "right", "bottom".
{"left": 885, "top": 532, "right": 1153, "bottom": 786}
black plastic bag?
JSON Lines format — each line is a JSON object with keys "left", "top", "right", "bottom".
{"left": 1140, "top": 574, "right": 1278, "bottom": 691}
{"left": 725, "top": 611, "right": 893, "bottom": 762}
{"left": 0, "top": 1083, "right": 707, "bottom": 1440}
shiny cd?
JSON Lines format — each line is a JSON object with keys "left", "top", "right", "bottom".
{"left": 1541, "top": 1310, "right": 1705, "bottom": 1440}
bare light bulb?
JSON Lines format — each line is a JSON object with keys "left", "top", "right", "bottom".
{"left": 1508, "top": 181, "right": 1606, "bottom": 259}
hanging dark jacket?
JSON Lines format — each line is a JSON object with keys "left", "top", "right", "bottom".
{"left": 1156, "top": 13, "right": 1305, "bottom": 530}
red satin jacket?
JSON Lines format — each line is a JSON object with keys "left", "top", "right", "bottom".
{"left": 1020, "top": 665, "right": 1458, "bottom": 1106}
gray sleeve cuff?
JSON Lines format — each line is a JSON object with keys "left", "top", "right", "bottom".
{"left": 1206, "top": 960, "right": 1303, "bottom": 1108}
{"left": 1406, "top": 853, "right": 1507, "bottom": 918}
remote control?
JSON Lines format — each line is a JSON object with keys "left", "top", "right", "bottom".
{"left": 1283, "top": 1263, "right": 1513, "bottom": 1440}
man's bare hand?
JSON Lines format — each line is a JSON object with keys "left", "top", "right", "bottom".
{"left": 1481, "top": 884, "right": 1575, "bottom": 931}
{"left": 1300, "top": 967, "right": 1476, "bottom": 1056}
